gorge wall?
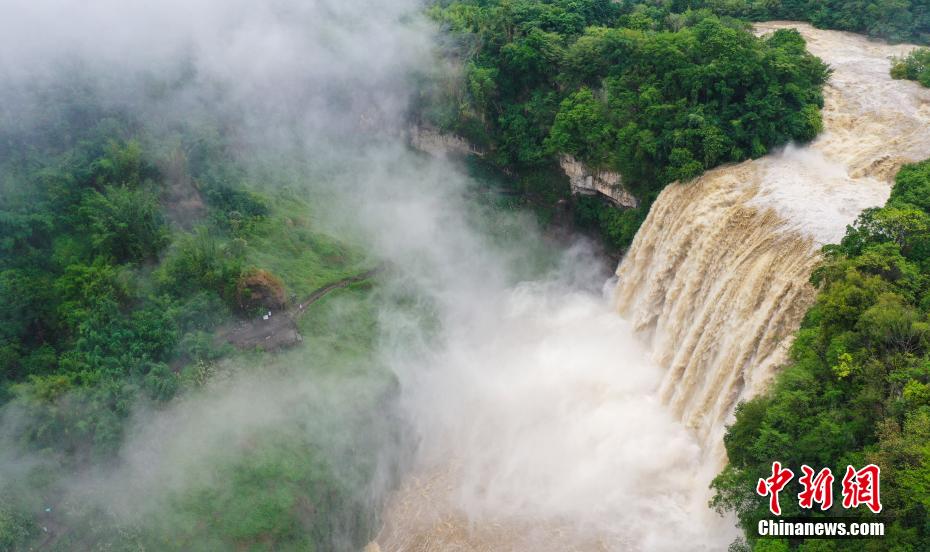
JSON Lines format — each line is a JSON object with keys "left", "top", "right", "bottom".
{"left": 559, "top": 154, "right": 638, "bottom": 208}
{"left": 408, "top": 125, "right": 485, "bottom": 158}
{"left": 408, "top": 128, "right": 638, "bottom": 207}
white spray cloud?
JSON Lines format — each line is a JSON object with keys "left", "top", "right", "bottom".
{"left": 326, "top": 148, "right": 738, "bottom": 550}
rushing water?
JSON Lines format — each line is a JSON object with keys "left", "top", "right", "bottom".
{"left": 375, "top": 23, "right": 930, "bottom": 551}
{"left": 615, "top": 22, "right": 930, "bottom": 464}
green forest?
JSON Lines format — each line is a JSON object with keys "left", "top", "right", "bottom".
{"left": 421, "top": 0, "right": 829, "bottom": 247}
{"left": 423, "top": 0, "right": 930, "bottom": 250}
{"left": 681, "top": 0, "right": 930, "bottom": 43}
{"left": 0, "top": 96, "right": 392, "bottom": 550}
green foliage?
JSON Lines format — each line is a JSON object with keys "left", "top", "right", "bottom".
{"left": 574, "top": 195, "right": 649, "bottom": 248}
{"left": 240, "top": 195, "right": 369, "bottom": 298}
{"left": 146, "top": 433, "right": 373, "bottom": 551}
{"left": 892, "top": 160, "right": 930, "bottom": 211}
{"left": 157, "top": 227, "right": 244, "bottom": 305}
{"left": 546, "top": 88, "right": 615, "bottom": 164}
{"left": 425, "top": 1, "right": 827, "bottom": 249}
{"left": 754, "top": 540, "right": 791, "bottom": 552}
{"left": 204, "top": 182, "right": 269, "bottom": 234}
{"left": 78, "top": 184, "right": 169, "bottom": 263}
{"left": 713, "top": 159, "right": 930, "bottom": 550}
{"left": 891, "top": 48, "right": 930, "bottom": 88}
{"left": 681, "top": 0, "right": 930, "bottom": 43}
{"left": 0, "top": 92, "right": 386, "bottom": 551}
{"left": 0, "top": 497, "right": 35, "bottom": 550}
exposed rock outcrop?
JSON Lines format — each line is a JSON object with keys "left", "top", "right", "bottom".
{"left": 159, "top": 150, "right": 206, "bottom": 229}
{"left": 408, "top": 126, "right": 640, "bottom": 209}
{"left": 409, "top": 126, "right": 483, "bottom": 158}
{"left": 559, "top": 154, "right": 638, "bottom": 208}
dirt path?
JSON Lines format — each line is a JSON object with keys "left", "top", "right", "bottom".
{"left": 291, "top": 268, "right": 380, "bottom": 320}
{"left": 218, "top": 267, "right": 380, "bottom": 351}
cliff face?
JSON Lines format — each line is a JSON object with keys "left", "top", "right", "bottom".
{"left": 408, "top": 126, "right": 484, "bottom": 158}
{"left": 408, "top": 127, "right": 639, "bottom": 208}
{"left": 559, "top": 154, "right": 638, "bottom": 208}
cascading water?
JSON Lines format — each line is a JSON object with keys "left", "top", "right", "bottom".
{"left": 615, "top": 22, "right": 930, "bottom": 463}
{"left": 376, "top": 22, "right": 930, "bottom": 552}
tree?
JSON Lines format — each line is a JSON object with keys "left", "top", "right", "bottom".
{"left": 78, "top": 185, "right": 168, "bottom": 263}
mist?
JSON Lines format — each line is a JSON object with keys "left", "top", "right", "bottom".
{"left": 0, "top": 1, "right": 736, "bottom": 550}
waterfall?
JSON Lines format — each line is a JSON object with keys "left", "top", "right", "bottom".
{"left": 376, "top": 22, "right": 930, "bottom": 552}
{"left": 615, "top": 22, "right": 930, "bottom": 461}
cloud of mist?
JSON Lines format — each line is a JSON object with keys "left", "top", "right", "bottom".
{"left": 0, "top": 0, "right": 432, "bottom": 548}
{"left": 0, "top": 0, "right": 432, "bottom": 148}
{"left": 317, "top": 148, "right": 738, "bottom": 550}
{"left": 0, "top": 0, "right": 737, "bottom": 550}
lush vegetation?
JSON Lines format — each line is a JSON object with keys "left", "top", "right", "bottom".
{"left": 892, "top": 47, "right": 930, "bottom": 87}
{"left": 712, "top": 160, "right": 930, "bottom": 551}
{"left": 422, "top": 0, "right": 828, "bottom": 248}
{"left": 0, "top": 95, "right": 387, "bottom": 550}
{"left": 678, "top": 0, "right": 930, "bottom": 44}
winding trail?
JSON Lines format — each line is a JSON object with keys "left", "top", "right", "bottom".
{"left": 219, "top": 268, "right": 380, "bottom": 351}
{"left": 292, "top": 268, "right": 381, "bottom": 320}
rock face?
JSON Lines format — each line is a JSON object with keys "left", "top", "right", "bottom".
{"left": 559, "top": 154, "right": 638, "bottom": 208}
{"left": 409, "top": 126, "right": 483, "bottom": 158}
{"left": 408, "top": 126, "right": 638, "bottom": 208}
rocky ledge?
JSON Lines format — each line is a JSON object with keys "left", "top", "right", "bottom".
{"left": 559, "top": 154, "right": 638, "bottom": 208}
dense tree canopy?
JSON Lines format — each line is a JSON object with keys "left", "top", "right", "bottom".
{"left": 3, "top": 2, "right": 925, "bottom": 550}
{"left": 713, "top": 160, "right": 930, "bottom": 551}
{"left": 676, "top": 0, "right": 930, "bottom": 44}
{"left": 423, "top": 0, "right": 828, "bottom": 248}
